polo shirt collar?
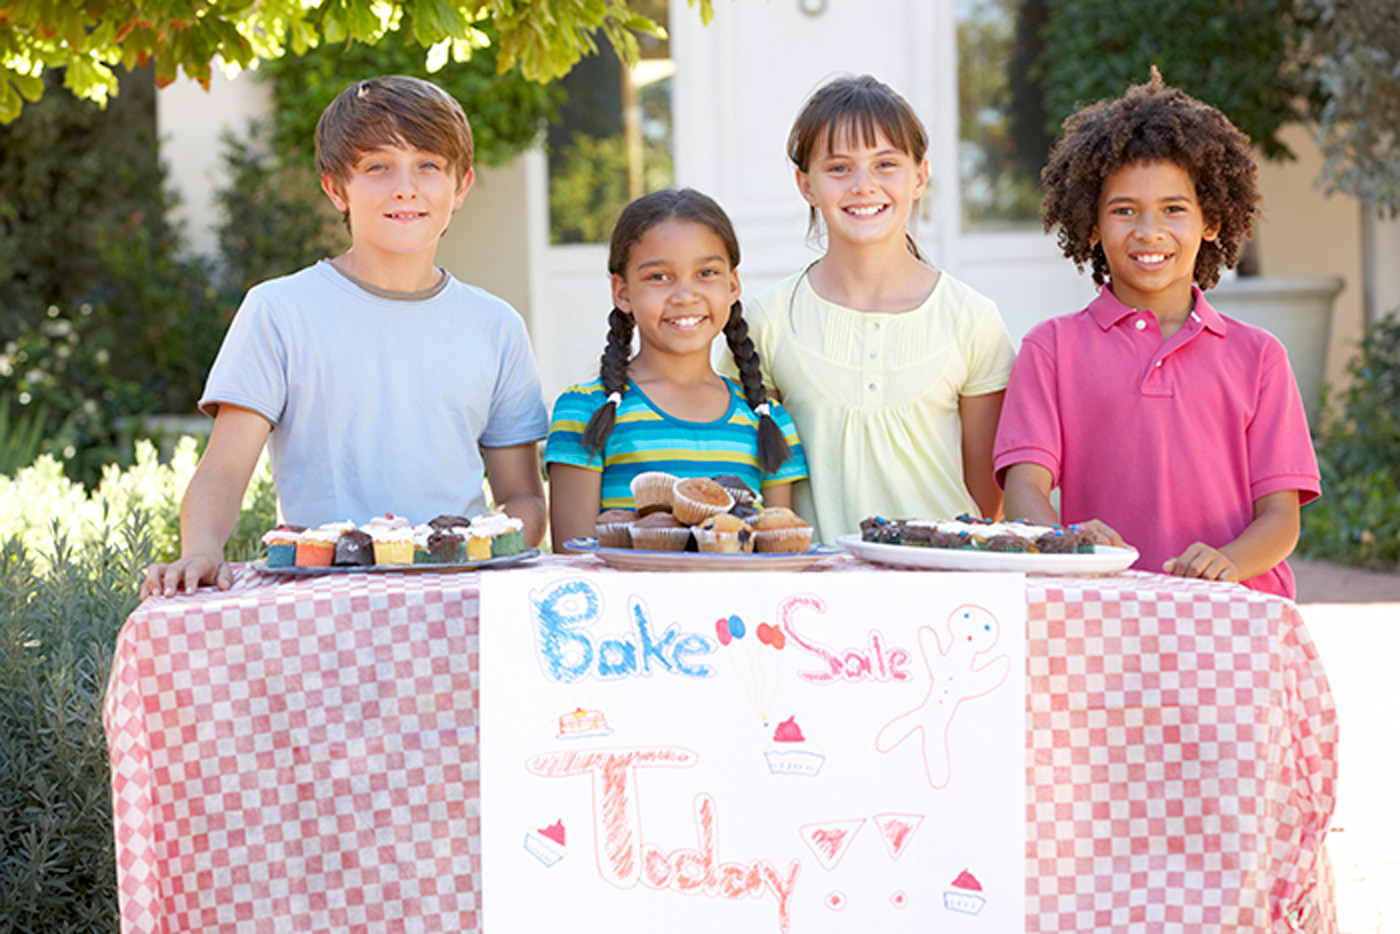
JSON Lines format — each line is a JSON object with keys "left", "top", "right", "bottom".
{"left": 1088, "top": 284, "right": 1228, "bottom": 336}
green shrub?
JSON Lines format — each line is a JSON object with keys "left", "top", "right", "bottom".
{"left": 0, "top": 439, "right": 277, "bottom": 932}
{"left": 1299, "top": 314, "right": 1400, "bottom": 569}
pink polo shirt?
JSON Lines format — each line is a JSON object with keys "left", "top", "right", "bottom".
{"left": 994, "top": 285, "right": 1320, "bottom": 598}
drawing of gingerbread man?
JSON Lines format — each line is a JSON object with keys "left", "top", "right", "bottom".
{"left": 874, "top": 604, "right": 1011, "bottom": 789}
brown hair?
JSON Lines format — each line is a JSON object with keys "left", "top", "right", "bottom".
{"left": 786, "top": 74, "right": 930, "bottom": 260}
{"left": 581, "top": 189, "right": 793, "bottom": 475}
{"left": 1041, "top": 67, "right": 1261, "bottom": 290}
{"left": 315, "top": 76, "right": 474, "bottom": 191}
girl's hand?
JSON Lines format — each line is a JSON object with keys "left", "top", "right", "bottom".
{"left": 1163, "top": 543, "right": 1239, "bottom": 582}
{"left": 1078, "top": 519, "right": 1125, "bottom": 548}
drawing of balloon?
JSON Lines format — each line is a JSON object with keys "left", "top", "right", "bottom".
{"left": 715, "top": 618, "right": 732, "bottom": 646}
{"left": 720, "top": 612, "right": 786, "bottom": 725}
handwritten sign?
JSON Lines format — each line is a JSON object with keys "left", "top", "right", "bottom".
{"left": 480, "top": 571, "right": 1026, "bottom": 932}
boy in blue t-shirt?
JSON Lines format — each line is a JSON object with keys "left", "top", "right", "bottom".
{"left": 143, "top": 76, "right": 548, "bottom": 598}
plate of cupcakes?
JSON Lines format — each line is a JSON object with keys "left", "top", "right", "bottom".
{"left": 251, "top": 512, "right": 539, "bottom": 575}
{"left": 561, "top": 471, "right": 840, "bottom": 572}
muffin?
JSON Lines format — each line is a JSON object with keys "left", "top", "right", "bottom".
{"left": 711, "top": 474, "right": 758, "bottom": 507}
{"left": 629, "top": 512, "right": 691, "bottom": 551}
{"left": 630, "top": 471, "right": 678, "bottom": 516}
{"left": 594, "top": 508, "right": 638, "bottom": 548}
{"left": 694, "top": 513, "right": 755, "bottom": 553}
{"left": 752, "top": 511, "right": 813, "bottom": 553}
{"left": 671, "top": 477, "right": 734, "bottom": 525}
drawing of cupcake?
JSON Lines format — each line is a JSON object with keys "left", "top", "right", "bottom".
{"left": 523, "top": 819, "right": 568, "bottom": 867}
{"left": 942, "top": 868, "right": 986, "bottom": 914}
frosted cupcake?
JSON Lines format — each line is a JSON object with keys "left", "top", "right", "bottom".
{"left": 332, "top": 528, "right": 374, "bottom": 566}
{"left": 464, "top": 526, "right": 494, "bottom": 562}
{"left": 630, "top": 471, "right": 678, "bottom": 516}
{"left": 262, "top": 525, "right": 304, "bottom": 568}
{"left": 672, "top": 477, "right": 734, "bottom": 525}
{"left": 295, "top": 526, "right": 341, "bottom": 567}
{"left": 370, "top": 526, "right": 415, "bottom": 565}
{"left": 472, "top": 512, "right": 525, "bottom": 556}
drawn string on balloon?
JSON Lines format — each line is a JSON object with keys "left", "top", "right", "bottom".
{"left": 713, "top": 613, "right": 787, "bottom": 725}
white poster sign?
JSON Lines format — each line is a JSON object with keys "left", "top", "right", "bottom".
{"left": 480, "top": 571, "right": 1026, "bottom": 933}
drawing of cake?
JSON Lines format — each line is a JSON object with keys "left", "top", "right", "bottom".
{"left": 556, "top": 707, "right": 613, "bottom": 739}
{"left": 943, "top": 869, "right": 986, "bottom": 914}
{"left": 523, "top": 820, "right": 568, "bottom": 867}
{"left": 763, "top": 716, "right": 825, "bottom": 776}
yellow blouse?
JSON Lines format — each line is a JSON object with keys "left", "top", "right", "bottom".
{"left": 730, "top": 269, "right": 1015, "bottom": 542}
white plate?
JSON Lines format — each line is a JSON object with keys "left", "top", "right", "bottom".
{"left": 563, "top": 538, "right": 844, "bottom": 572}
{"left": 836, "top": 534, "right": 1139, "bottom": 575}
{"left": 249, "top": 549, "right": 540, "bottom": 576}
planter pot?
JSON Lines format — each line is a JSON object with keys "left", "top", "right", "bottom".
{"left": 1208, "top": 275, "right": 1343, "bottom": 429}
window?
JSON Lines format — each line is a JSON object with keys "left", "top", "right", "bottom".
{"left": 956, "top": 0, "right": 1051, "bottom": 231}
{"left": 547, "top": 2, "right": 675, "bottom": 244}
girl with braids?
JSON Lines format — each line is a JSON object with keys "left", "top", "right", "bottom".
{"left": 723, "top": 74, "right": 1016, "bottom": 543}
{"left": 544, "top": 188, "right": 809, "bottom": 548}
{"left": 994, "top": 69, "right": 1319, "bottom": 597}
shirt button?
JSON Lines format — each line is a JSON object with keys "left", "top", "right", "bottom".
{"left": 868, "top": 383, "right": 878, "bottom": 392}
{"left": 869, "top": 351, "right": 878, "bottom": 359}
{"left": 1155, "top": 360, "right": 1163, "bottom": 367}
{"left": 1135, "top": 320, "right": 1147, "bottom": 331}
{"left": 872, "top": 322, "right": 881, "bottom": 330}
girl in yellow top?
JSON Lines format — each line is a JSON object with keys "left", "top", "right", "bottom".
{"left": 727, "top": 75, "right": 1016, "bottom": 542}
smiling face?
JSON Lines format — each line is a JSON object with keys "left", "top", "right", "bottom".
{"left": 321, "top": 144, "right": 473, "bottom": 274}
{"left": 1091, "top": 159, "right": 1220, "bottom": 317}
{"left": 612, "top": 218, "right": 740, "bottom": 367}
{"left": 796, "top": 123, "right": 929, "bottom": 252}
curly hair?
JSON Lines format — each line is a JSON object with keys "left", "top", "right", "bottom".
{"left": 579, "top": 189, "right": 793, "bottom": 474}
{"left": 1041, "top": 67, "right": 1260, "bottom": 290}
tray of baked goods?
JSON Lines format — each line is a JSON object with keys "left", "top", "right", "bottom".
{"left": 561, "top": 471, "right": 840, "bottom": 572}
{"left": 251, "top": 512, "right": 539, "bottom": 575}
{"left": 838, "top": 515, "right": 1138, "bottom": 574}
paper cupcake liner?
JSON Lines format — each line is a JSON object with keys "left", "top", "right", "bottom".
{"left": 755, "top": 527, "right": 813, "bottom": 553}
{"left": 694, "top": 528, "right": 755, "bottom": 554}
{"left": 629, "top": 527, "right": 692, "bottom": 552}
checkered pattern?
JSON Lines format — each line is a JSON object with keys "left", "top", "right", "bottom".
{"left": 106, "top": 557, "right": 1336, "bottom": 933}
{"left": 105, "top": 567, "right": 483, "bottom": 933}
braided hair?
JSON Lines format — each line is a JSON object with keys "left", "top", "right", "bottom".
{"left": 579, "top": 188, "right": 793, "bottom": 474}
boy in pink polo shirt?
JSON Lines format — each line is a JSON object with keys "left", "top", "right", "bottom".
{"left": 993, "top": 70, "right": 1320, "bottom": 598}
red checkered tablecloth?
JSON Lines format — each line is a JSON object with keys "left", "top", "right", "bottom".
{"left": 105, "top": 555, "right": 1336, "bottom": 933}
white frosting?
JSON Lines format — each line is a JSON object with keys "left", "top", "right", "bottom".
{"left": 365, "top": 514, "right": 410, "bottom": 531}
{"left": 470, "top": 512, "right": 523, "bottom": 535}
{"left": 261, "top": 528, "right": 302, "bottom": 545}
{"left": 909, "top": 518, "right": 1062, "bottom": 541}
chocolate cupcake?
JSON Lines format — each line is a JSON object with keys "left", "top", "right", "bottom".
{"left": 332, "top": 529, "right": 375, "bottom": 566}
{"left": 629, "top": 512, "right": 691, "bottom": 551}
{"left": 594, "top": 509, "right": 638, "bottom": 548}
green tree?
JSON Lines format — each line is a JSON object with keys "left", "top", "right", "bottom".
{"left": 1, "top": 0, "right": 714, "bottom": 123}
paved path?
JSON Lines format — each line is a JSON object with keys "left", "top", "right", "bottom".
{"left": 1290, "top": 558, "right": 1400, "bottom": 934}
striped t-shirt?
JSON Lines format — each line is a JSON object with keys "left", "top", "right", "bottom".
{"left": 544, "top": 378, "right": 809, "bottom": 509}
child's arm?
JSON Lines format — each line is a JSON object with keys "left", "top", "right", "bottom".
{"left": 482, "top": 442, "right": 547, "bottom": 548}
{"left": 1002, "top": 463, "right": 1124, "bottom": 546}
{"left": 547, "top": 463, "right": 603, "bottom": 550}
{"left": 960, "top": 390, "right": 1005, "bottom": 519}
{"left": 761, "top": 482, "right": 795, "bottom": 511}
{"left": 141, "top": 404, "right": 272, "bottom": 599}
{"left": 1163, "top": 490, "right": 1301, "bottom": 583}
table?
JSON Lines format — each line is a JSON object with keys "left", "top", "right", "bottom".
{"left": 105, "top": 555, "right": 1337, "bottom": 932}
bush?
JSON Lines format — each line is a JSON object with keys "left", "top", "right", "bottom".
{"left": 1298, "top": 314, "right": 1400, "bottom": 569}
{"left": 0, "top": 439, "right": 277, "bottom": 932}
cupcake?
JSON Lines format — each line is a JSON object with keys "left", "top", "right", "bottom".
{"left": 332, "top": 528, "right": 375, "bottom": 566}
{"left": 472, "top": 512, "right": 525, "bottom": 557}
{"left": 753, "top": 511, "right": 812, "bottom": 553}
{"left": 671, "top": 477, "right": 734, "bottom": 525}
{"left": 464, "top": 526, "right": 494, "bottom": 562}
{"left": 629, "top": 512, "right": 691, "bottom": 551}
{"left": 594, "top": 509, "right": 638, "bottom": 548}
{"left": 630, "top": 471, "right": 678, "bottom": 516}
{"left": 262, "top": 525, "right": 304, "bottom": 568}
{"left": 425, "top": 528, "right": 465, "bottom": 563}
{"left": 710, "top": 474, "right": 758, "bottom": 507}
{"left": 694, "top": 513, "right": 755, "bottom": 553}
{"left": 370, "top": 526, "right": 415, "bottom": 565}
{"left": 295, "top": 526, "right": 340, "bottom": 567}
{"left": 366, "top": 513, "right": 411, "bottom": 532}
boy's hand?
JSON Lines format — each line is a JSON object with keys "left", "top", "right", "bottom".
{"left": 141, "top": 553, "right": 233, "bottom": 600}
{"left": 1162, "top": 543, "right": 1239, "bottom": 582}
{"left": 1078, "top": 519, "right": 1125, "bottom": 548}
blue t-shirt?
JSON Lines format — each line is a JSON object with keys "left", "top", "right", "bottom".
{"left": 544, "top": 378, "right": 809, "bottom": 509}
